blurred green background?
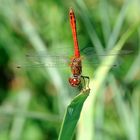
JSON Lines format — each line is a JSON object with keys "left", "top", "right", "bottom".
{"left": 0, "top": 0, "right": 140, "bottom": 140}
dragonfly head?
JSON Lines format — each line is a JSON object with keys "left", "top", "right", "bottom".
{"left": 69, "top": 76, "right": 81, "bottom": 87}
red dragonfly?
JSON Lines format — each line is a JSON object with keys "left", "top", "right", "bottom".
{"left": 68, "top": 8, "right": 90, "bottom": 88}
{"left": 16, "top": 8, "right": 134, "bottom": 89}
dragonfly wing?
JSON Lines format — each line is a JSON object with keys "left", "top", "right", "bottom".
{"left": 25, "top": 47, "right": 134, "bottom": 59}
{"left": 16, "top": 62, "right": 68, "bottom": 69}
{"left": 82, "top": 55, "right": 122, "bottom": 68}
{"left": 81, "top": 46, "right": 134, "bottom": 56}
{"left": 24, "top": 46, "right": 72, "bottom": 58}
{"left": 16, "top": 56, "right": 70, "bottom": 69}
{"left": 81, "top": 46, "right": 135, "bottom": 67}
{"left": 17, "top": 47, "right": 134, "bottom": 69}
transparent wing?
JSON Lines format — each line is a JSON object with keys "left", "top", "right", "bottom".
{"left": 25, "top": 46, "right": 134, "bottom": 58}
{"left": 16, "top": 47, "right": 135, "bottom": 69}
{"left": 16, "top": 55, "right": 118, "bottom": 69}
{"left": 16, "top": 55, "right": 70, "bottom": 69}
{"left": 80, "top": 46, "right": 134, "bottom": 56}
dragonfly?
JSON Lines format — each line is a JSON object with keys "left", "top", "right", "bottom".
{"left": 16, "top": 8, "right": 134, "bottom": 89}
{"left": 68, "top": 8, "right": 90, "bottom": 89}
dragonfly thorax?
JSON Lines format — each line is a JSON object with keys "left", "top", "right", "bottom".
{"left": 70, "top": 57, "right": 82, "bottom": 76}
{"left": 69, "top": 76, "right": 81, "bottom": 87}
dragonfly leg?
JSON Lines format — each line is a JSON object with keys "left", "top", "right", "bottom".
{"left": 81, "top": 75, "right": 90, "bottom": 90}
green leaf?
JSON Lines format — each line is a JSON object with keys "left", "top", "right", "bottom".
{"left": 58, "top": 89, "right": 90, "bottom": 140}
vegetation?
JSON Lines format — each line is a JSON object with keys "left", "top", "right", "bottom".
{"left": 0, "top": 0, "right": 139, "bottom": 140}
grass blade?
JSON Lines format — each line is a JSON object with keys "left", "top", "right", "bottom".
{"left": 107, "top": 0, "right": 130, "bottom": 49}
{"left": 58, "top": 89, "right": 90, "bottom": 140}
{"left": 110, "top": 75, "right": 138, "bottom": 140}
{"left": 78, "top": 22, "right": 139, "bottom": 140}
{"left": 99, "top": 0, "right": 111, "bottom": 44}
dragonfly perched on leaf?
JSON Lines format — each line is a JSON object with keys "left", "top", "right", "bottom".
{"left": 16, "top": 8, "right": 134, "bottom": 89}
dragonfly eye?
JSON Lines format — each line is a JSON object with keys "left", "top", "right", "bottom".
{"left": 69, "top": 77, "right": 81, "bottom": 87}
